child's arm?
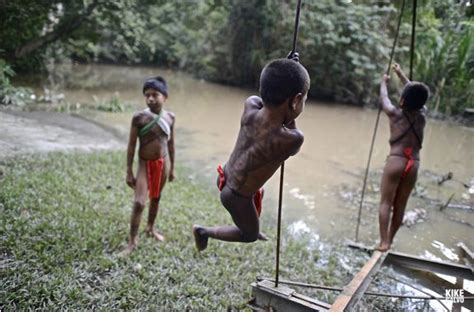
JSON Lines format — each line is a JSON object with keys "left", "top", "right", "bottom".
{"left": 380, "top": 74, "right": 397, "bottom": 117}
{"left": 167, "top": 113, "right": 176, "bottom": 182}
{"left": 392, "top": 63, "right": 410, "bottom": 85}
{"left": 283, "top": 121, "right": 304, "bottom": 156}
{"left": 126, "top": 115, "right": 138, "bottom": 188}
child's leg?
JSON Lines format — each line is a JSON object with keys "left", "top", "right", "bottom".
{"left": 389, "top": 162, "right": 419, "bottom": 245}
{"left": 121, "top": 159, "right": 148, "bottom": 255}
{"left": 193, "top": 186, "right": 259, "bottom": 251}
{"left": 145, "top": 158, "right": 168, "bottom": 241}
{"left": 376, "top": 157, "right": 404, "bottom": 251}
{"left": 145, "top": 198, "right": 165, "bottom": 241}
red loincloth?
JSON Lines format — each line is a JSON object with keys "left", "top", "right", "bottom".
{"left": 147, "top": 158, "right": 165, "bottom": 199}
{"left": 217, "top": 165, "right": 263, "bottom": 217}
{"left": 401, "top": 147, "right": 414, "bottom": 179}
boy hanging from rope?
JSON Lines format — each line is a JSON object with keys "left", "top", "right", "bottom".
{"left": 376, "top": 63, "right": 429, "bottom": 252}
{"left": 120, "top": 76, "right": 175, "bottom": 256}
{"left": 193, "top": 56, "right": 309, "bottom": 251}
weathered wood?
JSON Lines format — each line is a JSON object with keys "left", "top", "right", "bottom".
{"left": 348, "top": 242, "right": 474, "bottom": 280}
{"left": 447, "top": 203, "right": 474, "bottom": 211}
{"left": 386, "top": 251, "right": 474, "bottom": 280}
{"left": 457, "top": 243, "right": 474, "bottom": 267}
{"left": 329, "top": 250, "right": 387, "bottom": 311}
{"left": 251, "top": 280, "right": 331, "bottom": 312}
{"left": 400, "top": 267, "right": 474, "bottom": 311}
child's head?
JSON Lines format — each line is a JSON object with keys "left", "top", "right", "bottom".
{"left": 400, "top": 82, "right": 429, "bottom": 111}
{"left": 143, "top": 76, "right": 168, "bottom": 111}
{"left": 259, "top": 59, "right": 310, "bottom": 111}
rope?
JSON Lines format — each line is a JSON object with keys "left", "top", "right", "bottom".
{"left": 409, "top": 0, "right": 417, "bottom": 80}
{"left": 275, "top": 162, "right": 284, "bottom": 287}
{"left": 275, "top": 0, "right": 303, "bottom": 288}
{"left": 355, "top": 0, "right": 406, "bottom": 242}
{"left": 290, "top": 0, "right": 303, "bottom": 55}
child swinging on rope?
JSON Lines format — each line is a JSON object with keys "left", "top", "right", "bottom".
{"left": 193, "top": 57, "right": 310, "bottom": 251}
{"left": 377, "top": 63, "right": 429, "bottom": 252}
{"left": 120, "top": 76, "right": 175, "bottom": 256}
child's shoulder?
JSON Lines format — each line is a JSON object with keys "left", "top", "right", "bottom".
{"left": 244, "top": 96, "right": 263, "bottom": 110}
{"left": 163, "top": 109, "right": 175, "bottom": 123}
{"left": 164, "top": 109, "right": 175, "bottom": 118}
{"left": 132, "top": 109, "right": 148, "bottom": 120}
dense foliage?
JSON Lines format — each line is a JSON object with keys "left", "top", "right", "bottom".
{"left": 1, "top": 0, "right": 472, "bottom": 115}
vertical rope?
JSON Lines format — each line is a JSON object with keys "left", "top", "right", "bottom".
{"left": 355, "top": 0, "right": 406, "bottom": 242}
{"left": 275, "top": 162, "right": 285, "bottom": 287}
{"left": 290, "top": 0, "right": 303, "bottom": 55}
{"left": 409, "top": 0, "right": 417, "bottom": 80}
{"left": 276, "top": 0, "right": 303, "bottom": 288}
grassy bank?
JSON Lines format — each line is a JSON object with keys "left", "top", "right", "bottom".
{"left": 1, "top": 151, "right": 353, "bottom": 310}
{"left": 1, "top": 150, "right": 436, "bottom": 310}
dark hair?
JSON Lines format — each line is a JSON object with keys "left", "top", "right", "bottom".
{"left": 259, "top": 59, "right": 310, "bottom": 107}
{"left": 143, "top": 76, "right": 168, "bottom": 96}
{"left": 401, "top": 82, "right": 429, "bottom": 110}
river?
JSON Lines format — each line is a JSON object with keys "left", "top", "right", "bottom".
{"left": 23, "top": 63, "right": 474, "bottom": 263}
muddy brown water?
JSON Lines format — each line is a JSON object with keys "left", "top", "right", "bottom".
{"left": 16, "top": 64, "right": 474, "bottom": 263}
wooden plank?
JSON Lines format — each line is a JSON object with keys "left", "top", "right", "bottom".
{"left": 348, "top": 242, "right": 474, "bottom": 280}
{"left": 457, "top": 242, "right": 474, "bottom": 267}
{"left": 394, "top": 267, "right": 474, "bottom": 311}
{"left": 385, "top": 251, "right": 474, "bottom": 280}
{"left": 329, "top": 250, "right": 387, "bottom": 311}
{"left": 251, "top": 280, "right": 330, "bottom": 312}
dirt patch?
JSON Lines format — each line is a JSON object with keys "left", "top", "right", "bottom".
{"left": 0, "top": 110, "right": 124, "bottom": 159}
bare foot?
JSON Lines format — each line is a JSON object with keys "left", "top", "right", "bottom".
{"left": 258, "top": 232, "right": 268, "bottom": 241}
{"left": 145, "top": 228, "right": 165, "bottom": 242}
{"left": 192, "top": 225, "right": 208, "bottom": 251}
{"left": 375, "top": 242, "right": 390, "bottom": 252}
{"left": 118, "top": 243, "right": 137, "bottom": 257}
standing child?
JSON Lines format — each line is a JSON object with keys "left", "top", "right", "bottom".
{"left": 193, "top": 58, "right": 310, "bottom": 251}
{"left": 121, "top": 76, "right": 175, "bottom": 256}
{"left": 377, "top": 63, "right": 429, "bottom": 251}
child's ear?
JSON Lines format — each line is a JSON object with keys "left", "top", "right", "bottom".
{"left": 290, "top": 93, "right": 303, "bottom": 110}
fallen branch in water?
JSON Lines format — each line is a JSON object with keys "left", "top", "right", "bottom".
{"left": 448, "top": 216, "right": 474, "bottom": 228}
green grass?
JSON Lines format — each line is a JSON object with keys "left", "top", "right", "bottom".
{"left": 0, "top": 151, "right": 352, "bottom": 310}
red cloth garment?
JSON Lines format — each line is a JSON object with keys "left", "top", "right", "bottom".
{"left": 217, "top": 164, "right": 226, "bottom": 191}
{"left": 217, "top": 165, "right": 263, "bottom": 217}
{"left": 147, "top": 158, "right": 165, "bottom": 199}
{"left": 401, "top": 147, "right": 414, "bottom": 179}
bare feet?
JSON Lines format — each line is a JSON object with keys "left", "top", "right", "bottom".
{"left": 258, "top": 232, "right": 268, "bottom": 241}
{"left": 145, "top": 227, "right": 165, "bottom": 242}
{"left": 192, "top": 225, "right": 209, "bottom": 251}
{"left": 119, "top": 237, "right": 138, "bottom": 257}
{"left": 375, "top": 242, "right": 390, "bottom": 252}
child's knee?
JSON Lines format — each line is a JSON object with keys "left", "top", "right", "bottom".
{"left": 133, "top": 200, "right": 146, "bottom": 212}
{"left": 241, "top": 230, "right": 259, "bottom": 243}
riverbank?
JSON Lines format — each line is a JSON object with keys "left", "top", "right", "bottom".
{"left": 0, "top": 151, "right": 340, "bottom": 309}
{"left": 1, "top": 150, "right": 441, "bottom": 310}
{"left": 0, "top": 110, "right": 123, "bottom": 158}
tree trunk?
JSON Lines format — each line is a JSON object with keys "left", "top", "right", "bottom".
{"left": 13, "top": 0, "right": 100, "bottom": 59}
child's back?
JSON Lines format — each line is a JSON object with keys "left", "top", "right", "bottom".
{"left": 193, "top": 58, "right": 310, "bottom": 251}
{"left": 225, "top": 95, "right": 304, "bottom": 197}
{"left": 376, "top": 64, "right": 429, "bottom": 252}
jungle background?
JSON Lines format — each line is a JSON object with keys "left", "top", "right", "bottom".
{"left": 1, "top": 0, "right": 473, "bottom": 116}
